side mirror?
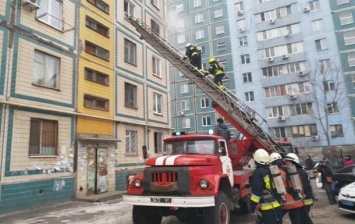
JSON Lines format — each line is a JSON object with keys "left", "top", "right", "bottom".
{"left": 219, "top": 147, "right": 227, "bottom": 156}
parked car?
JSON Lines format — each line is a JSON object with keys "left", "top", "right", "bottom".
{"left": 338, "top": 181, "right": 355, "bottom": 213}
{"left": 333, "top": 164, "right": 355, "bottom": 194}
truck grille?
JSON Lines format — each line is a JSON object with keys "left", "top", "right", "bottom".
{"left": 143, "top": 167, "right": 190, "bottom": 195}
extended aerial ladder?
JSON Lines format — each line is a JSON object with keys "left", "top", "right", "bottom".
{"left": 125, "top": 15, "right": 286, "bottom": 156}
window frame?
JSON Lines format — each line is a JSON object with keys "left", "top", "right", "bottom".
{"left": 85, "top": 41, "right": 110, "bottom": 61}
{"left": 200, "top": 97, "right": 210, "bottom": 108}
{"left": 84, "top": 94, "right": 109, "bottom": 110}
{"left": 245, "top": 91, "right": 254, "bottom": 102}
{"left": 36, "top": 0, "right": 63, "bottom": 30}
{"left": 87, "top": 0, "right": 109, "bottom": 14}
{"left": 124, "top": 38, "right": 137, "bottom": 65}
{"left": 153, "top": 93, "right": 162, "bottom": 115}
{"left": 202, "top": 116, "right": 211, "bottom": 127}
{"left": 85, "top": 16, "right": 109, "bottom": 37}
{"left": 243, "top": 72, "right": 252, "bottom": 83}
{"left": 29, "top": 118, "right": 58, "bottom": 156}
{"left": 125, "top": 130, "right": 138, "bottom": 154}
{"left": 152, "top": 56, "right": 161, "bottom": 77}
{"left": 124, "top": 0, "right": 135, "bottom": 17}
{"left": 84, "top": 67, "right": 109, "bottom": 85}
{"left": 33, "top": 50, "right": 60, "bottom": 89}
{"left": 124, "top": 82, "right": 137, "bottom": 109}
{"left": 330, "top": 124, "right": 344, "bottom": 137}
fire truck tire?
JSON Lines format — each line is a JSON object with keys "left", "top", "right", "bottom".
{"left": 132, "top": 205, "right": 162, "bottom": 224}
{"left": 204, "top": 192, "right": 230, "bottom": 224}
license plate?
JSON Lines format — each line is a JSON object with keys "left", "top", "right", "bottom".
{"left": 150, "top": 198, "right": 172, "bottom": 203}
{"left": 341, "top": 200, "right": 354, "bottom": 206}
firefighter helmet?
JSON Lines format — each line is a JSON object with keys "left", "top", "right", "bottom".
{"left": 186, "top": 43, "right": 192, "bottom": 48}
{"left": 284, "top": 153, "right": 300, "bottom": 164}
{"left": 209, "top": 57, "right": 216, "bottom": 64}
{"left": 253, "top": 149, "right": 270, "bottom": 165}
{"left": 269, "top": 152, "right": 282, "bottom": 163}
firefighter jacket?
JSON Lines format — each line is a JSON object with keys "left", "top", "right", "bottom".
{"left": 297, "top": 166, "right": 314, "bottom": 207}
{"left": 184, "top": 45, "right": 200, "bottom": 59}
{"left": 250, "top": 165, "right": 281, "bottom": 213}
{"left": 279, "top": 164, "right": 305, "bottom": 210}
{"left": 208, "top": 62, "right": 225, "bottom": 76}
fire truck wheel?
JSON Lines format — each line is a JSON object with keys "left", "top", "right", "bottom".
{"left": 132, "top": 205, "right": 162, "bottom": 224}
{"left": 204, "top": 192, "right": 230, "bottom": 224}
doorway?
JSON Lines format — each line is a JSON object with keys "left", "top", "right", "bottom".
{"left": 87, "top": 148, "right": 108, "bottom": 194}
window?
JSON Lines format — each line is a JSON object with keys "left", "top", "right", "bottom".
{"left": 319, "top": 59, "right": 331, "bottom": 71}
{"left": 154, "top": 132, "right": 163, "bottom": 153}
{"left": 214, "top": 9, "right": 223, "bottom": 18}
{"left": 239, "top": 36, "right": 248, "bottom": 46}
{"left": 245, "top": 91, "right": 254, "bottom": 101}
{"left": 237, "top": 19, "right": 245, "bottom": 29}
{"left": 124, "top": 39, "right": 137, "bottom": 65}
{"left": 327, "top": 102, "right": 339, "bottom": 114}
{"left": 267, "top": 106, "right": 289, "bottom": 117}
{"left": 125, "top": 83, "right": 137, "bottom": 109}
{"left": 272, "top": 127, "right": 288, "bottom": 138}
{"left": 194, "top": 0, "right": 201, "bottom": 7}
{"left": 180, "top": 83, "right": 188, "bottom": 93}
{"left": 177, "top": 19, "right": 185, "bottom": 29}
{"left": 330, "top": 124, "right": 343, "bottom": 137}
{"left": 215, "top": 25, "right": 225, "bottom": 35}
{"left": 195, "top": 14, "right": 204, "bottom": 23}
{"left": 201, "top": 98, "right": 210, "bottom": 108}
{"left": 181, "top": 99, "right": 189, "bottom": 110}
{"left": 315, "top": 39, "right": 327, "bottom": 51}
{"left": 182, "top": 118, "right": 190, "bottom": 128}
{"left": 124, "top": 0, "right": 135, "bottom": 16}
{"left": 202, "top": 116, "right": 211, "bottom": 126}
{"left": 290, "top": 103, "right": 313, "bottom": 115}
{"left": 85, "top": 68, "right": 109, "bottom": 85}
{"left": 85, "top": 41, "right": 109, "bottom": 60}
{"left": 349, "top": 53, "right": 355, "bottom": 67}
{"left": 177, "top": 34, "right": 185, "bottom": 44}
{"left": 323, "top": 80, "right": 335, "bottom": 92}
{"left": 309, "top": 0, "right": 320, "bottom": 11}
{"left": 125, "top": 130, "right": 138, "bottom": 154}
{"left": 86, "top": 16, "right": 109, "bottom": 37}
{"left": 292, "top": 124, "right": 317, "bottom": 137}
{"left": 312, "top": 19, "right": 323, "bottom": 31}
{"left": 337, "top": 0, "right": 350, "bottom": 5}
{"left": 344, "top": 31, "right": 355, "bottom": 45}
{"left": 241, "top": 54, "right": 250, "bottom": 64}
{"left": 262, "top": 61, "right": 307, "bottom": 77}
{"left": 153, "top": 93, "right": 162, "bottom": 114}
{"left": 243, "top": 72, "right": 252, "bottom": 83}
{"left": 87, "top": 0, "right": 109, "bottom": 13}
{"left": 152, "top": 56, "right": 161, "bottom": 77}
{"left": 340, "top": 11, "right": 353, "bottom": 25}
{"left": 176, "top": 4, "right": 183, "bottom": 13}
{"left": 151, "top": 19, "right": 160, "bottom": 35}
{"left": 37, "top": 0, "right": 63, "bottom": 30}
{"left": 353, "top": 77, "right": 355, "bottom": 88}
{"left": 217, "top": 41, "right": 226, "bottom": 52}
{"left": 33, "top": 50, "right": 60, "bottom": 89}
{"left": 151, "top": 0, "right": 160, "bottom": 9}
{"left": 235, "top": 2, "right": 244, "bottom": 12}
{"left": 84, "top": 94, "right": 109, "bottom": 110}
{"left": 29, "top": 118, "right": 58, "bottom": 155}
{"left": 196, "top": 30, "right": 205, "bottom": 39}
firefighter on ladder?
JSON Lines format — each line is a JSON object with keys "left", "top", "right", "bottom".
{"left": 204, "top": 57, "right": 226, "bottom": 90}
{"left": 182, "top": 43, "right": 202, "bottom": 70}
{"left": 250, "top": 149, "right": 283, "bottom": 224}
{"left": 284, "top": 153, "right": 314, "bottom": 224}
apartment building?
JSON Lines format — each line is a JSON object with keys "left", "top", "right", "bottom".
{"left": 230, "top": 0, "right": 355, "bottom": 156}
{"left": 0, "top": 0, "right": 77, "bottom": 213}
{"left": 167, "top": 0, "right": 237, "bottom": 136}
{"left": 114, "top": 0, "right": 171, "bottom": 190}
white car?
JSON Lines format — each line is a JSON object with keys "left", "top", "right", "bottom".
{"left": 338, "top": 182, "right": 355, "bottom": 213}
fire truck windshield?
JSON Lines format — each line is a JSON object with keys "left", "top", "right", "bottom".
{"left": 165, "top": 140, "right": 217, "bottom": 155}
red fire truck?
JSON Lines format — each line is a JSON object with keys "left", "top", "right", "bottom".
{"left": 122, "top": 16, "right": 294, "bottom": 224}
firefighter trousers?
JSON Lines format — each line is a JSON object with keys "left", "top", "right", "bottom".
{"left": 259, "top": 207, "right": 283, "bottom": 224}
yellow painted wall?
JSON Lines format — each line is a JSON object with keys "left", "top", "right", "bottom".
{"left": 77, "top": 1, "right": 115, "bottom": 135}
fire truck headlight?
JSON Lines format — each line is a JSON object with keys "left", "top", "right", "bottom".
{"left": 134, "top": 179, "right": 142, "bottom": 187}
{"left": 199, "top": 179, "right": 208, "bottom": 189}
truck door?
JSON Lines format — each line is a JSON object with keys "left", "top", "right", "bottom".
{"left": 219, "top": 140, "right": 234, "bottom": 186}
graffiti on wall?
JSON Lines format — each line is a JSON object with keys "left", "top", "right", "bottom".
{"left": 53, "top": 179, "right": 66, "bottom": 191}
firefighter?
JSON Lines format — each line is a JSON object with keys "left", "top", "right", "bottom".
{"left": 284, "top": 153, "right": 314, "bottom": 224}
{"left": 269, "top": 152, "right": 305, "bottom": 224}
{"left": 205, "top": 57, "right": 226, "bottom": 90}
{"left": 182, "top": 43, "right": 202, "bottom": 70}
{"left": 250, "top": 149, "right": 282, "bottom": 224}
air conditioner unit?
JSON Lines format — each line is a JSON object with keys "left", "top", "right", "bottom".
{"left": 283, "top": 30, "right": 290, "bottom": 37}
{"left": 179, "top": 111, "right": 185, "bottom": 116}
{"left": 239, "top": 27, "right": 245, "bottom": 33}
{"left": 269, "top": 19, "right": 275, "bottom": 24}
{"left": 22, "top": 0, "right": 40, "bottom": 11}
{"left": 237, "top": 10, "right": 243, "bottom": 16}
{"left": 289, "top": 94, "right": 297, "bottom": 100}
{"left": 278, "top": 116, "right": 286, "bottom": 121}
{"left": 311, "top": 135, "right": 319, "bottom": 141}
{"left": 298, "top": 71, "right": 308, "bottom": 77}
{"left": 283, "top": 54, "right": 289, "bottom": 59}
{"left": 268, "top": 57, "right": 274, "bottom": 62}
{"left": 304, "top": 7, "right": 310, "bottom": 12}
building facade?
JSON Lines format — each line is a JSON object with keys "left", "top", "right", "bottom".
{"left": 0, "top": 0, "right": 77, "bottom": 213}
{"left": 167, "top": 0, "right": 237, "bottom": 136}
